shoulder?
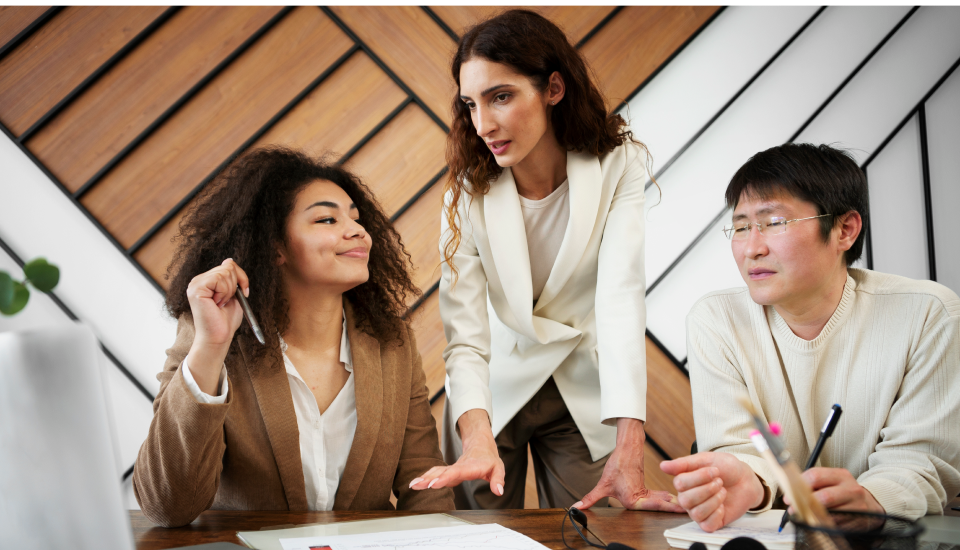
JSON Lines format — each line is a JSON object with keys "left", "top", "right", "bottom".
{"left": 851, "top": 268, "right": 960, "bottom": 318}
{"left": 687, "top": 286, "right": 756, "bottom": 331}
{"left": 597, "top": 141, "right": 649, "bottom": 177}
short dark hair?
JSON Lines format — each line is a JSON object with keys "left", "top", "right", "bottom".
{"left": 725, "top": 143, "right": 869, "bottom": 266}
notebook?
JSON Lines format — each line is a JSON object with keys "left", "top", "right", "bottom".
{"left": 664, "top": 510, "right": 796, "bottom": 550}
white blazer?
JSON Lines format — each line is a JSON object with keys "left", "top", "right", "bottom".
{"left": 439, "top": 141, "right": 648, "bottom": 460}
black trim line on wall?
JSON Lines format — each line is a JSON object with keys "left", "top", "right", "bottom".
{"left": 73, "top": 7, "right": 294, "bottom": 201}
{"left": 391, "top": 167, "right": 448, "bottom": 222}
{"left": 646, "top": 329, "right": 688, "bottom": 377}
{"left": 0, "top": 235, "right": 155, "bottom": 403}
{"left": 917, "top": 104, "right": 936, "bottom": 282}
{"left": 788, "top": 6, "right": 918, "bottom": 143}
{"left": 421, "top": 6, "right": 459, "bottom": 42}
{"left": 321, "top": 6, "right": 450, "bottom": 133}
{"left": 863, "top": 166, "right": 874, "bottom": 270}
{"left": 617, "top": 6, "right": 726, "bottom": 111}
{"left": 338, "top": 96, "right": 413, "bottom": 165}
{"left": 17, "top": 7, "right": 181, "bottom": 143}
{"left": 0, "top": 6, "right": 63, "bottom": 61}
{"left": 574, "top": 6, "right": 624, "bottom": 50}
{"left": 128, "top": 44, "right": 361, "bottom": 256}
{"left": 405, "top": 279, "right": 440, "bottom": 320}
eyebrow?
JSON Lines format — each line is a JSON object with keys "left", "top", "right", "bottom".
{"left": 304, "top": 201, "right": 357, "bottom": 212}
{"left": 460, "top": 83, "right": 512, "bottom": 101}
{"left": 732, "top": 203, "right": 783, "bottom": 221}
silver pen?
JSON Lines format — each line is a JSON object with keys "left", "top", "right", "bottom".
{"left": 235, "top": 286, "right": 265, "bottom": 345}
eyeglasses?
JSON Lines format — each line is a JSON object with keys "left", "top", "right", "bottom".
{"left": 561, "top": 507, "right": 608, "bottom": 549}
{"left": 722, "top": 214, "right": 832, "bottom": 240}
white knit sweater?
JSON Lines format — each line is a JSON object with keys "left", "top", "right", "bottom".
{"left": 687, "top": 268, "right": 960, "bottom": 519}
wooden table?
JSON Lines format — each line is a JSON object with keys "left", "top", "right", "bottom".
{"left": 131, "top": 498, "right": 960, "bottom": 550}
{"left": 131, "top": 508, "right": 692, "bottom": 550}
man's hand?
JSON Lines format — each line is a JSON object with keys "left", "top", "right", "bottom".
{"left": 574, "top": 418, "right": 684, "bottom": 512}
{"left": 783, "top": 468, "right": 884, "bottom": 515}
{"left": 660, "top": 452, "right": 766, "bottom": 532}
{"left": 409, "top": 409, "right": 506, "bottom": 496}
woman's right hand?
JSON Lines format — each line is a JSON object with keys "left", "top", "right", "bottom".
{"left": 184, "top": 258, "right": 250, "bottom": 393}
{"left": 408, "top": 409, "right": 506, "bottom": 496}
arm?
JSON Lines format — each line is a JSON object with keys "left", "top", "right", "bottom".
{"left": 133, "top": 259, "right": 249, "bottom": 527}
{"left": 410, "top": 192, "right": 505, "bottom": 495}
{"left": 853, "top": 303, "right": 960, "bottom": 519}
{"left": 392, "top": 327, "right": 456, "bottom": 510}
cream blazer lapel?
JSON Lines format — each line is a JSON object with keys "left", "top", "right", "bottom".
{"left": 534, "top": 151, "right": 602, "bottom": 313}
{"left": 483, "top": 167, "right": 536, "bottom": 336}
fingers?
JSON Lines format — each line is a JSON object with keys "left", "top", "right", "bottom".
{"left": 697, "top": 502, "right": 727, "bottom": 533}
{"left": 689, "top": 485, "right": 726, "bottom": 527}
{"left": 802, "top": 467, "right": 848, "bottom": 491}
{"left": 633, "top": 491, "right": 686, "bottom": 514}
{"left": 488, "top": 461, "right": 505, "bottom": 497}
{"left": 574, "top": 479, "right": 611, "bottom": 510}
{"left": 228, "top": 259, "right": 251, "bottom": 297}
{"left": 674, "top": 466, "right": 721, "bottom": 493}
{"left": 408, "top": 466, "right": 446, "bottom": 490}
{"left": 678, "top": 476, "right": 724, "bottom": 511}
{"left": 661, "top": 453, "right": 717, "bottom": 476}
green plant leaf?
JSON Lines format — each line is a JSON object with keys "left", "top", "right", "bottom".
{"left": 0, "top": 280, "right": 29, "bottom": 315}
{"left": 0, "top": 271, "right": 13, "bottom": 311}
{"left": 23, "top": 257, "right": 59, "bottom": 292}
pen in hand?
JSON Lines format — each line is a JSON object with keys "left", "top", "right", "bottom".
{"left": 235, "top": 285, "right": 266, "bottom": 345}
{"left": 779, "top": 404, "right": 842, "bottom": 531}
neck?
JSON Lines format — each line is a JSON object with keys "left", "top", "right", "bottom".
{"left": 281, "top": 279, "right": 344, "bottom": 355}
{"left": 774, "top": 267, "right": 849, "bottom": 341}
{"left": 511, "top": 128, "right": 567, "bottom": 200}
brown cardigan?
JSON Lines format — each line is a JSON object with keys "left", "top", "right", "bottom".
{"left": 133, "top": 303, "right": 454, "bottom": 527}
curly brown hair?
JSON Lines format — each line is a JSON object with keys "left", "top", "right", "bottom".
{"left": 444, "top": 9, "right": 639, "bottom": 276}
{"left": 165, "top": 146, "right": 419, "bottom": 355}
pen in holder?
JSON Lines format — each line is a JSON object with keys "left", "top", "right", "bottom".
{"left": 793, "top": 511, "right": 924, "bottom": 550}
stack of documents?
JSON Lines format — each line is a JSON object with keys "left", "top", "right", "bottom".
{"left": 237, "top": 514, "right": 472, "bottom": 550}
{"left": 664, "top": 510, "right": 796, "bottom": 550}
{"left": 279, "top": 524, "right": 550, "bottom": 550}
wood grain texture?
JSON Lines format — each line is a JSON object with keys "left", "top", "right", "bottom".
{"left": 28, "top": 6, "right": 282, "bottom": 189}
{"left": 643, "top": 442, "right": 677, "bottom": 495}
{"left": 581, "top": 6, "right": 720, "bottom": 109}
{"left": 132, "top": 205, "right": 186, "bottom": 290}
{"left": 0, "top": 6, "right": 51, "bottom": 49}
{"left": 430, "top": 6, "right": 616, "bottom": 45}
{"left": 82, "top": 7, "right": 355, "bottom": 249}
{"left": 130, "top": 508, "right": 694, "bottom": 549}
{"left": 0, "top": 7, "right": 166, "bottom": 136}
{"left": 409, "top": 290, "right": 446, "bottom": 399}
{"left": 645, "top": 337, "right": 696, "bottom": 461}
{"left": 252, "top": 51, "right": 407, "bottom": 158}
{"left": 330, "top": 6, "right": 457, "bottom": 127}
{"left": 343, "top": 103, "right": 447, "bottom": 217}
{"left": 394, "top": 182, "right": 444, "bottom": 298}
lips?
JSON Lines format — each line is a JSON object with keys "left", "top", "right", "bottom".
{"left": 748, "top": 267, "right": 775, "bottom": 280}
{"left": 487, "top": 140, "right": 510, "bottom": 155}
{"left": 339, "top": 247, "right": 368, "bottom": 259}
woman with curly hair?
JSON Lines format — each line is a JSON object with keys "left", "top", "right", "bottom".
{"left": 409, "top": 10, "right": 683, "bottom": 513}
{"left": 133, "top": 147, "right": 453, "bottom": 527}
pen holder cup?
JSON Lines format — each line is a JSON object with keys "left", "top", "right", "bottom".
{"left": 793, "top": 511, "right": 925, "bottom": 550}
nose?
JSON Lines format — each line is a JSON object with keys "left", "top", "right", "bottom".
{"left": 473, "top": 105, "right": 495, "bottom": 137}
{"left": 346, "top": 217, "right": 367, "bottom": 240}
{"left": 741, "top": 223, "right": 768, "bottom": 259}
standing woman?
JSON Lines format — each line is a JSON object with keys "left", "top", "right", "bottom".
{"left": 410, "top": 10, "right": 682, "bottom": 512}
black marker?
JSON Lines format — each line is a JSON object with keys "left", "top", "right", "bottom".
{"left": 779, "top": 404, "right": 842, "bottom": 532}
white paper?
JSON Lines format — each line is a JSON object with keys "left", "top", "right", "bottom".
{"left": 238, "top": 514, "right": 472, "bottom": 550}
{"left": 279, "top": 523, "right": 551, "bottom": 550}
{"left": 664, "top": 510, "right": 796, "bottom": 550}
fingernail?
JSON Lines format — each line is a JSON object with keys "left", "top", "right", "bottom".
{"left": 408, "top": 477, "right": 423, "bottom": 488}
{"left": 573, "top": 501, "right": 583, "bottom": 509}
{"left": 497, "top": 483, "right": 504, "bottom": 496}
{"left": 427, "top": 478, "right": 438, "bottom": 489}
{"left": 244, "top": 287, "right": 249, "bottom": 297}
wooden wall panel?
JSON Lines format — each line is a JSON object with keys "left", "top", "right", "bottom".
{"left": 252, "top": 51, "right": 407, "bottom": 158}
{"left": 28, "top": 6, "right": 282, "bottom": 189}
{"left": 410, "top": 291, "right": 447, "bottom": 399}
{"left": 0, "top": 6, "right": 51, "bottom": 47}
{"left": 82, "top": 8, "right": 354, "bottom": 249}
{"left": 643, "top": 442, "right": 677, "bottom": 495}
{"left": 582, "top": 6, "right": 719, "bottom": 108}
{"left": 0, "top": 7, "right": 166, "bottom": 136}
{"left": 394, "top": 182, "right": 444, "bottom": 299}
{"left": 645, "top": 339, "right": 696, "bottom": 460}
{"left": 430, "top": 6, "right": 616, "bottom": 45}
{"left": 344, "top": 104, "right": 447, "bottom": 217}
{"left": 330, "top": 6, "right": 457, "bottom": 126}
{"left": 133, "top": 206, "right": 185, "bottom": 290}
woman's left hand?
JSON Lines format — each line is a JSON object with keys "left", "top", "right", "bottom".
{"left": 574, "top": 418, "right": 685, "bottom": 512}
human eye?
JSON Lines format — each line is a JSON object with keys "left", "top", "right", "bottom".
{"left": 766, "top": 217, "right": 786, "bottom": 228}
{"left": 463, "top": 100, "right": 476, "bottom": 111}
{"left": 733, "top": 223, "right": 751, "bottom": 234}
{"left": 315, "top": 216, "right": 336, "bottom": 224}
{"left": 494, "top": 92, "right": 510, "bottom": 103}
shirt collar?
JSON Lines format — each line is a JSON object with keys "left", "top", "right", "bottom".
{"left": 278, "top": 309, "right": 353, "bottom": 374}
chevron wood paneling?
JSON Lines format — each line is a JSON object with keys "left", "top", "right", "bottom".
{"left": 1, "top": 5, "right": 714, "bottom": 509}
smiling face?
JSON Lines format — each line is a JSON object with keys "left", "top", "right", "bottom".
{"left": 458, "top": 57, "right": 563, "bottom": 168}
{"left": 278, "top": 179, "right": 372, "bottom": 294}
{"left": 731, "top": 190, "right": 851, "bottom": 312}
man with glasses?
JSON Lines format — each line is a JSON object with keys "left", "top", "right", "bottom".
{"left": 660, "top": 143, "right": 960, "bottom": 532}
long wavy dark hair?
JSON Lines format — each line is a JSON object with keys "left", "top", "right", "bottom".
{"left": 444, "top": 9, "right": 640, "bottom": 276}
{"left": 165, "top": 146, "right": 419, "bottom": 357}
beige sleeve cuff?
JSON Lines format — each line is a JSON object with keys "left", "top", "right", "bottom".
{"left": 732, "top": 453, "right": 780, "bottom": 514}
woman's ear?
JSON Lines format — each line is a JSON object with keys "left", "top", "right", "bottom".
{"left": 547, "top": 70, "right": 565, "bottom": 106}
{"left": 276, "top": 246, "right": 287, "bottom": 267}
